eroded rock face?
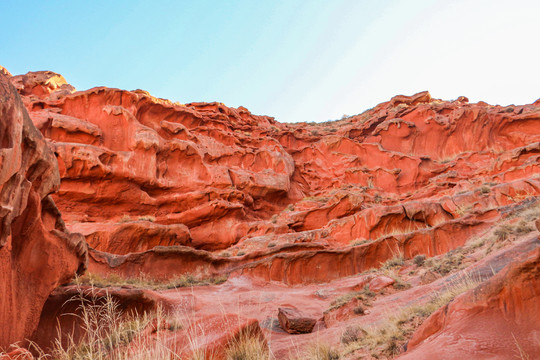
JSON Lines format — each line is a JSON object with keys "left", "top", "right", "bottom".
{"left": 0, "top": 72, "right": 87, "bottom": 348}
{"left": 11, "top": 70, "right": 540, "bottom": 286}
{"left": 11, "top": 71, "right": 294, "bottom": 252}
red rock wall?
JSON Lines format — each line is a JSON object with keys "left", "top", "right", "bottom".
{"left": 0, "top": 72, "right": 87, "bottom": 348}
{"left": 10, "top": 70, "right": 540, "bottom": 285}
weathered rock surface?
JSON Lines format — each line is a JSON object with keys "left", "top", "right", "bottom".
{"left": 0, "top": 72, "right": 87, "bottom": 348}
{"left": 10, "top": 70, "right": 539, "bottom": 286}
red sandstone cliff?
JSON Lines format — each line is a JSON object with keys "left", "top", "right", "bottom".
{"left": 11, "top": 71, "right": 540, "bottom": 282}
{"left": 0, "top": 72, "right": 87, "bottom": 349}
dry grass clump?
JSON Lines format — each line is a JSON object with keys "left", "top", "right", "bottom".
{"left": 340, "top": 326, "right": 366, "bottom": 345}
{"left": 327, "top": 286, "right": 375, "bottom": 312}
{"left": 224, "top": 330, "right": 269, "bottom": 360}
{"left": 486, "top": 218, "right": 536, "bottom": 254}
{"left": 351, "top": 239, "right": 370, "bottom": 247}
{"left": 512, "top": 333, "right": 534, "bottom": 360}
{"left": 353, "top": 305, "right": 366, "bottom": 315}
{"left": 493, "top": 224, "right": 515, "bottom": 242}
{"left": 413, "top": 254, "right": 426, "bottom": 266}
{"left": 345, "top": 272, "right": 481, "bottom": 358}
{"left": 119, "top": 215, "right": 132, "bottom": 223}
{"left": 380, "top": 268, "right": 411, "bottom": 290}
{"left": 52, "top": 288, "right": 177, "bottom": 360}
{"left": 478, "top": 185, "right": 491, "bottom": 194}
{"left": 138, "top": 215, "right": 156, "bottom": 222}
{"left": 382, "top": 255, "right": 404, "bottom": 270}
{"left": 494, "top": 221, "right": 534, "bottom": 241}
{"left": 293, "top": 343, "right": 340, "bottom": 360}
{"left": 425, "top": 250, "right": 465, "bottom": 276}
{"left": 76, "top": 272, "right": 227, "bottom": 290}
{"left": 454, "top": 204, "right": 473, "bottom": 217}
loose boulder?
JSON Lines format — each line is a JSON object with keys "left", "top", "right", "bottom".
{"left": 278, "top": 307, "right": 317, "bottom": 334}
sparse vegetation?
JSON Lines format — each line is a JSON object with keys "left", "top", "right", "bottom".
{"left": 413, "top": 254, "right": 426, "bottom": 266}
{"left": 224, "top": 329, "right": 269, "bottom": 360}
{"left": 352, "top": 305, "right": 366, "bottom": 315}
{"left": 138, "top": 215, "right": 156, "bottom": 222}
{"left": 454, "top": 204, "right": 473, "bottom": 217}
{"left": 367, "top": 178, "right": 374, "bottom": 189}
{"left": 328, "top": 286, "right": 375, "bottom": 312}
{"left": 425, "top": 250, "right": 465, "bottom": 276}
{"left": 494, "top": 224, "right": 514, "bottom": 242}
{"left": 351, "top": 239, "right": 370, "bottom": 247}
{"left": 303, "top": 343, "right": 340, "bottom": 360}
{"left": 346, "top": 272, "right": 481, "bottom": 358}
{"left": 486, "top": 216, "right": 536, "bottom": 254}
{"left": 382, "top": 255, "right": 404, "bottom": 270}
{"left": 76, "top": 272, "right": 227, "bottom": 290}
{"left": 50, "top": 287, "right": 178, "bottom": 360}
{"left": 512, "top": 333, "right": 532, "bottom": 360}
{"left": 340, "top": 326, "right": 365, "bottom": 345}
{"left": 479, "top": 185, "right": 491, "bottom": 194}
{"left": 119, "top": 215, "right": 132, "bottom": 223}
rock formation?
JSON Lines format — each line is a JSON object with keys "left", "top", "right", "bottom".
{"left": 1, "top": 68, "right": 539, "bottom": 358}
{"left": 0, "top": 72, "right": 87, "bottom": 349}
{"left": 9, "top": 71, "right": 540, "bottom": 284}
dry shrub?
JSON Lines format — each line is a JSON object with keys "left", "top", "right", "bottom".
{"left": 76, "top": 272, "right": 227, "bottom": 290}
{"left": 51, "top": 286, "right": 178, "bottom": 360}
{"left": 340, "top": 326, "right": 366, "bottom": 345}
{"left": 225, "top": 329, "right": 269, "bottom": 360}
{"left": 413, "top": 255, "right": 426, "bottom": 266}
{"left": 305, "top": 343, "right": 340, "bottom": 360}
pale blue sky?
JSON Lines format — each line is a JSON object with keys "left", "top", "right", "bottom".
{"left": 2, "top": 0, "right": 539, "bottom": 123}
